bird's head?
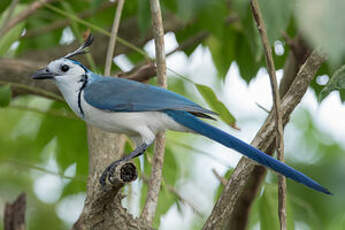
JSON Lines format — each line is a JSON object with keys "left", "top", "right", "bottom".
{"left": 32, "top": 58, "right": 89, "bottom": 81}
{"left": 32, "top": 34, "right": 93, "bottom": 84}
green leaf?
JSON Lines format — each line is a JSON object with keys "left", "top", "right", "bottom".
{"left": 137, "top": 0, "right": 151, "bottom": 35}
{"left": 207, "top": 30, "right": 235, "bottom": 79}
{"left": 260, "top": 0, "right": 294, "bottom": 43}
{"left": 214, "top": 169, "right": 233, "bottom": 201}
{"left": 61, "top": 178, "right": 86, "bottom": 197}
{"left": 0, "top": 5, "right": 26, "bottom": 56}
{"left": 176, "top": 0, "right": 197, "bottom": 22}
{"left": 234, "top": 1, "right": 263, "bottom": 65}
{"left": 197, "top": 0, "right": 227, "bottom": 38}
{"left": 259, "top": 185, "right": 295, "bottom": 230}
{"left": 175, "top": 23, "right": 204, "bottom": 56}
{"left": 36, "top": 102, "right": 88, "bottom": 177}
{"left": 319, "top": 65, "right": 345, "bottom": 101}
{"left": 18, "top": 18, "right": 63, "bottom": 53}
{"left": 162, "top": 147, "right": 178, "bottom": 186}
{"left": 176, "top": 0, "right": 227, "bottom": 37}
{"left": 0, "top": 84, "right": 11, "bottom": 107}
{"left": 296, "top": 0, "right": 345, "bottom": 64}
{"left": 0, "top": 0, "right": 11, "bottom": 14}
{"left": 195, "top": 84, "right": 237, "bottom": 128}
{"left": 235, "top": 33, "right": 262, "bottom": 83}
{"left": 91, "top": 0, "right": 106, "bottom": 10}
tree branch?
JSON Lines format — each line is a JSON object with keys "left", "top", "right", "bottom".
{"left": 0, "top": 0, "right": 19, "bottom": 38}
{"left": 1, "top": 0, "right": 58, "bottom": 36}
{"left": 4, "top": 193, "right": 26, "bottom": 230}
{"left": 203, "top": 50, "right": 326, "bottom": 230}
{"left": 212, "top": 169, "right": 227, "bottom": 186}
{"left": 0, "top": 59, "right": 62, "bottom": 100}
{"left": 72, "top": 127, "right": 150, "bottom": 230}
{"left": 250, "top": 1, "right": 286, "bottom": 229}
{"left": 104, "top": 0, "right": 125, "bottom": 76}
{"left": 225, "top": 34, "right": 311, "bottom": 230}
{"left": 141, "top": 0, "right": 167, "bottom": 225}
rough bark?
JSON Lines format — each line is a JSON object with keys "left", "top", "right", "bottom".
{"left": 72, "top": 127, "right": 151, "bottom": 230}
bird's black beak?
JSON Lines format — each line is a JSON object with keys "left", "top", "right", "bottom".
{"left": 32, "top": 68, "right": 57, "bottom": 80}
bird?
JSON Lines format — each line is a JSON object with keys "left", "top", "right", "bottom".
{"left": 32, "top": 34, "right": 331, "bottom": 195}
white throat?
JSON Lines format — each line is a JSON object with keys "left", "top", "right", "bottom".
{"left": 54, "top": 75, "right": 86, "bottom": 118}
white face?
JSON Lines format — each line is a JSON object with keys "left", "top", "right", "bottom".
{"left": 32, "top": 58, "right": 89, "bottom": 105}
{"left": 33, "top": 58, "right": 90, "bottom": 117}
{"left": 47, "top": 58, "right": 86, "bottom": 80}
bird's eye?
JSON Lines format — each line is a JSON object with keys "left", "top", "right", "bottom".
{"left": 60, "top": 64, "right": 69, "bottom": 72}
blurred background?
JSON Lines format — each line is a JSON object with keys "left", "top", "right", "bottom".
{"left": 0, "top": 0, "right": 345, "bottom": 229}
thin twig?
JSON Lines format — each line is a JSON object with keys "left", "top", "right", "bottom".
{"left": 1, "top": 0, "right": 58, "bottom": 36}
{"left": 141, "top": 175, "right": 203, "bottom": 217}
{"left": 23, "top": 1, "right": 115, "bottom": 38}
{"left": 3, "top": 158, "right": 87, "bottom": 182}
{"left": 141, "top": 0, "right": 167, "bottom": 225}
{"left": 212, "top": 169, "right": 227, "bottom": 186}
{"left": 7, "top": 104, "right": 78, "bottom": 120}
{"left": 44, "top": 3, "right": 149, "bottom": 59}
{"left": 0, "top": 80, "right": 64, "bottom": 101}
{"left": 255, "top": 102, "right": 270, "bottom": 114}
{"left": 165, "top": 183, "right": 203, "bottom": 217}
{"left": 166, "top": 31, "right": 209, "bottom": 56}
{"left": 117, "top": 30, "right": 210, "bottom": 81}
{"left": 170, "top": 140, "right": 229, "bottom": 167}
{"left": 250, "top": 1, "right": 286, "bottom": 229}
{"left": 0, "top": 0, "right": 19, "bottom": 38}
{"left": 104, "top": 0, "right": 125, "bottom": 76}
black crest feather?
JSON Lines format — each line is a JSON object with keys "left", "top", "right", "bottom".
{"left": 64, "top": 33, "right": 94, "bottom": 59}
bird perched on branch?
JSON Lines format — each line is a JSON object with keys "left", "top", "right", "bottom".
{"left": 32, "top": 34, "right": 331, "bottom": 195}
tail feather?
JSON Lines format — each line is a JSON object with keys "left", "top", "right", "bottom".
{"left": 165, "top": 110, "right": 332, "bottom": 195}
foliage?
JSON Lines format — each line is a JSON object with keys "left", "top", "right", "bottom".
{"left": 0, "top": 85, "right": 11, "bottom": 107}
{"left": 0, "top": 0, "right": 344, "bottom": 229}
{"left": 0, "top": 4, "right": 26, "bottom": 56}
{"left": 296, "top": 0, "right": 345, "bottom": 65}
{"left": 196, "top": 84, "right": 236, "bottom": 128}
{"left": 319, "top": 65, "right": 345, "bottom": 101}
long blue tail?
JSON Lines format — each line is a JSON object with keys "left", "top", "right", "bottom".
{"left": 165, "top": 110, "right": 332, "bottom": 195}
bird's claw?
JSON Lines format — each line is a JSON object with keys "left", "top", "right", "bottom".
{"left": 99, "top": 160, "right": 121, "bottom": 191}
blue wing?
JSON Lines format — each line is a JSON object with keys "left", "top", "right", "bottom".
{"left": 84, "top": 75, "right": 216, "bottom": 116}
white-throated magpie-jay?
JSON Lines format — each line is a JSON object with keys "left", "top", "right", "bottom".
{"left": 32, "top": 34, "right": 331, "bottom": 195}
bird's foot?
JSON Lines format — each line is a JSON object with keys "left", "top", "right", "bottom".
{"left": 99, "top": 143, "right": 149, "bottom": 191}
{"left": 99, "top": 159, "right": 123, "bottom": 191}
